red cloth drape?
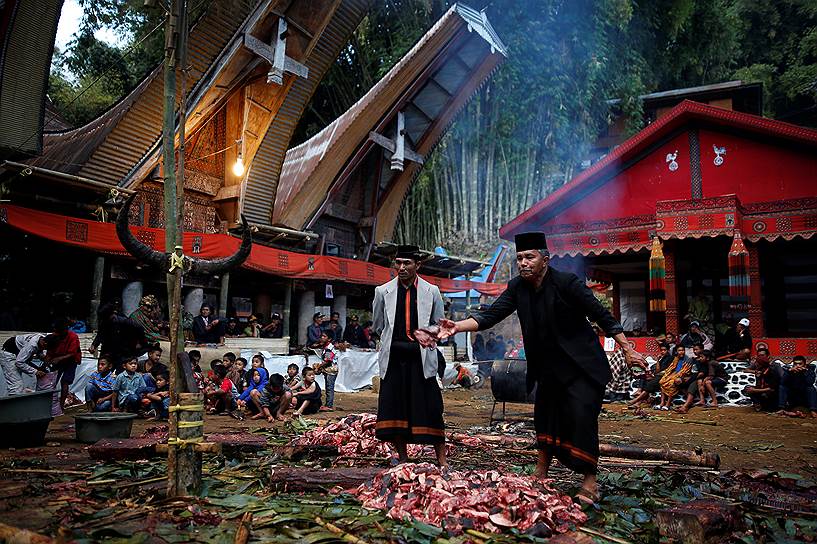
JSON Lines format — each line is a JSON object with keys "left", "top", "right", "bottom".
{"left": 0, "top": 204, "right": 506, "bottom": 295}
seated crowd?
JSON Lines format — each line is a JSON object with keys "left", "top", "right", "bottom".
{"left": 84, "top": 329, "right": 343, "bottom": 421}
{"left": 613, "top": 318, "right": 817, "bottom": 417}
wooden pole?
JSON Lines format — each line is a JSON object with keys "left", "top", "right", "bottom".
{"left": 167, "top": 391, "right": 204, "bottom": 496}
{"left": 162, "top": 0, "right": 200, "bottom": 497}
{"left": 89, "top": 256, "right": 105, "bottom": 330}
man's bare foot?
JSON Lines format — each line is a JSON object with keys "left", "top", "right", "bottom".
{"left": 694, "top": 400, "right": 706, "bottom": 407}
{"left": 250, "top": 413, "right": 264, "bottom": 420}
{"left": 811, "top": 411, "right": 817, "bottom": 418}
{"left": 266, "top": 416, "right": 274, "bottom": 423}
{"left": 675, "top": 406, "right": 689, "bottom": 414}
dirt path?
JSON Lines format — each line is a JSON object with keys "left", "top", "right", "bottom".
{"left": 6, "top": 386, "right": 814, "bottom": 476}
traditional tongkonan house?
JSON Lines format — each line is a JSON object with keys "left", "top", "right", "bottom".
{"left": 500, "top": 99, "right": 817, "bottom": 359}
{"left": 0, "top": 1, "right": 506, "bottom": 341}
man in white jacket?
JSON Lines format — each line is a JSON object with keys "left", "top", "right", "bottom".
{"left": 372, "top": 245, "right": 447, "bottom": 466}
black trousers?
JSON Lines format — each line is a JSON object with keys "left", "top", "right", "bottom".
{"left": 375, "top": 341, "right": 445, "bottom": 444}
{"left": 534, "top": 370, "right": 603, "bottom": 475}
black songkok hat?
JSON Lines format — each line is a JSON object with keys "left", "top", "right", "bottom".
{"left": 395, "top": 245, "right": 423, "bottom": 260}
{"left": 514, "top": 232, "right": 548, "bottom": 252}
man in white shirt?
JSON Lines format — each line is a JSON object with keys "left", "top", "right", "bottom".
{"left": 1, "top": 333, "right": 48, "bottom": 394}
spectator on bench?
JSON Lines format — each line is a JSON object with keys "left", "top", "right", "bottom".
{"left": 744, "top": 347, "right": 779, "bottom": 412}
{"left": 777, "top": 355, "right": 817, "bottom": 418}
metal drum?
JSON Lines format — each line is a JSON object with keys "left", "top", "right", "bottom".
{"left": 490, "top": 359, "right": 536, "bottom": 404}
{"left": 0, "top": 390, "right": 53, "bottom": 447}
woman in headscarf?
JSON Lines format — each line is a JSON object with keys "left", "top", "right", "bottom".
{"left": 129, "top": 295, "right": 167, "bottom": 345}
{"left": 657, "top": 345, "right": 693, "bottom": 410}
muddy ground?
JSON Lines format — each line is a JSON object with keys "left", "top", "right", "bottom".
{"left": 4, "top": 385, "right": 815, "bottom": 476}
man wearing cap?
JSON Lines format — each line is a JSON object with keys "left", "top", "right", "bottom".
{"left": 261, "top": 313, "right": 284, "bottom": 339}
{"left": 720, "top": 318, "right": 752, "bottom": 361}
{"left": 343, "top": 315, "right": 367, "bottom": 348}
{"left": 372, "top": 245, "right": 447, "bottom": 466}
{"left": 680, "top": 320, "right": 713, "bottom": 351}
{"left": 307, "top": 312, "right": 325, "bottom": 347}
{"left": 438, "top": 232, "right": 645, "bottom": 500}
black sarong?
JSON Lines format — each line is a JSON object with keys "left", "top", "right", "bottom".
{"left": 375, "top": 341, "right": 445, "bottom": 444}
{"left": 534, "top": 366, "right": 603, "bottom": 475}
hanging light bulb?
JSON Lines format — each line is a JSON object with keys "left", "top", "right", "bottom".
{"left": 232, "top": 152, "right": 245, "bottom": 177}
{"left": 232, "top": 139, "right": 245, "bottom": 177}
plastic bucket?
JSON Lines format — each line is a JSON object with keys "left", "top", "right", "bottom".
{"left": 0, "top": 390, "right": 54, "bottom": 447}
{"left": 74, "top": 412, "right": 137, "bottom": 443}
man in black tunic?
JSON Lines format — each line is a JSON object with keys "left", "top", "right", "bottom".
{"left": 372, "top": 245, "right": 447, "bottom": 466}
{"left": 439, "top": 232, "right": 645, "bottom": 499}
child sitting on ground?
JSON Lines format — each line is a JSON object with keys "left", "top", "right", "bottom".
{"left": 258, "top": 373, "right": 292, "bottom": 421}
{"left": 205, "top": 363, "right": 239, "bottom": 416}
{"left": 291, "top": 366, "right": 322, "bottom": 417}
{"left": 452, "top": 362, "right": 474, "bottom": 388}
{"left": 284, "top": 362, "right": 301, "bottom": 389}
{"left": 112, "top": 357, "right": 145, "bottom": 413}
{"left": 145, "top": 372, "right": 171, "bottom": 420}
{"left": 85, "top": 356, "right": 115, "bottom": 412}
{"left": 188, "top": 350, "right": 206, "bottom": 391}
{"left": 251, "top": 353, "right": 266, "bottom": 369}
{"left": 237, "top": 367, "right": 269, "bottom": 417}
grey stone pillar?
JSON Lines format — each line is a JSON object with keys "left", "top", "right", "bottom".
{"left": 122, "top": 281, "right": 143, "bottom": 316}
{"left": 184, "top": 288, "right": 204, "bottom": 315}
{"left": 333, "top": 294, "right": 347, "bottom": 329}
{"left": 282, "top": 281, "right": 292, "bottom": 337}
{"left": 297, "top": 290, "right": 315, "bottom": 346}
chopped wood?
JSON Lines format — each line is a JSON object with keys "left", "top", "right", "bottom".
{"left": 0, "top": 521, "right": 54, "bottom": 543}
{"left": 598, "top": 444, "right": 720, "bottom": 468}
{"left": 268, "top": 466, "right": 382, "bottom": 491}
{"left": 578, "top": 526, "right": 634, "bottom": 544}
{"left": 233, "top": 512, "right": 252, "bottom": 544}
{"left": 88, "top": 438, "right": 160, "bottom": 460}
{"left": 656, "top": 500, "right": 743, "bottom": 544}
{"left": 3, "top": 468, "right": 91, "bottom": 476}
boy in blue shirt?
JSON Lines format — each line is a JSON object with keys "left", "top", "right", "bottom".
{"left": 85, "top": 356, "right": 115, "bottom": 412}
{"left": 112, "top": 357, "right": 145, "bottom": 413}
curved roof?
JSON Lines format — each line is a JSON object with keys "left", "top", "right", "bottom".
{"left": 271, "top": 3, "right": 506, "bottom": 236}
{"left": 29, "top": 0, "right": 258, "bottom": 181}
{"left": 499, "top": 100, "right": 817, "bottom": 239}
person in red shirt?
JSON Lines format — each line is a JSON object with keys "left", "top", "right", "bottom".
{"left": 44, "top": 318, "right": 82, "bottom": 410}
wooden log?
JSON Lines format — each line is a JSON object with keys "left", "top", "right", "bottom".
{"left": 0, "top": 521, "right": 54, "bottom": 543}
{"left": 156, "top": 442, "right": 222, "bottom": 455}
{"left": 656, "top": 500, "right": 742, "bottom": 544}
{"left": 89, "top": 438, "right": 160, "bottom": 460}
{"left": 233, "top": 512, "right": 252, "bottom": 544}
{"left": 268, "top": 466, "right": 382, "bottom": 491}
{"left": 167, "top": 392, "right": 204, "bottom": 497}
{"left": 206, "top": 432, "right": 267, "bottom": 455}
{"left": 598, "top": 444, "right": 720, "bottom": 468}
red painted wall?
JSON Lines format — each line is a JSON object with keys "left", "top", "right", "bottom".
{"left": 546, "top": 132, "right": 692, "bottom": 227}
{"left": 698, "top": 129, "right": 817, "bottom": 204}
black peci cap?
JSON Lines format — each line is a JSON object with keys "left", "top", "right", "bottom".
{"left": 514, "top": 232, "right": 548, "bottom": 252}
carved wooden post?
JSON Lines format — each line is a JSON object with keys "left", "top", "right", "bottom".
{"left": 664, "top": 242, "right": 679, "bottom": 335}
{"left": 747, "top": 243, "right": 763, "bottom": 338}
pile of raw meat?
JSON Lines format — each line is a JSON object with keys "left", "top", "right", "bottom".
{"left": 291, "top": 413, "right": 453, "bottom": 458}
{"left": 350, "top": 463, "right": 587, "bottom": 535}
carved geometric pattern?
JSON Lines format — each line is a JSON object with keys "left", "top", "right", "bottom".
{"left": 688, "top": 130, "right": 702, "bottom": 199}
{"left": 136, "top": 229, "right": 155, "bottom": 247}
{"left": 192, "top": 236, "right": 203, "bottom": 254}
{"left": 698, "top": 215, "right": 713, "bottom": 229}
{"left": 278, "top": 253, "right": 288, "bottom": 268}
{"left": 308, "top": 257, "right": 315, "bottom": 271}
{"left": 674, "top": 216, "right": 688, "bottom": 230}
{"left": 607, "top": 233, "right": 619, "bottom": 244}
{"left": 338, "top": 261, "right": 348, "bottom": 275}
{"left": 0, "top": 208, "right": 7, "bottom": 223}
{"left": 775, "top": 217, "right": 792, "bottom": 232}
{"left": 366, "top": 264, "right": 375, "bottom": 279}
{"left": 779, "top": 340, "right": 796, "bottom": 356}
{"left": 807, "top": 341, "right": 817, "bottom": 356}
{"left": 805, "top": 216, "right": 817, "bottom": 230}
{"left": 752, "top": 220, "right": 767, "bottom": 233}
{"left": 65, "top": 220, "right": 88, "bottom": 242}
